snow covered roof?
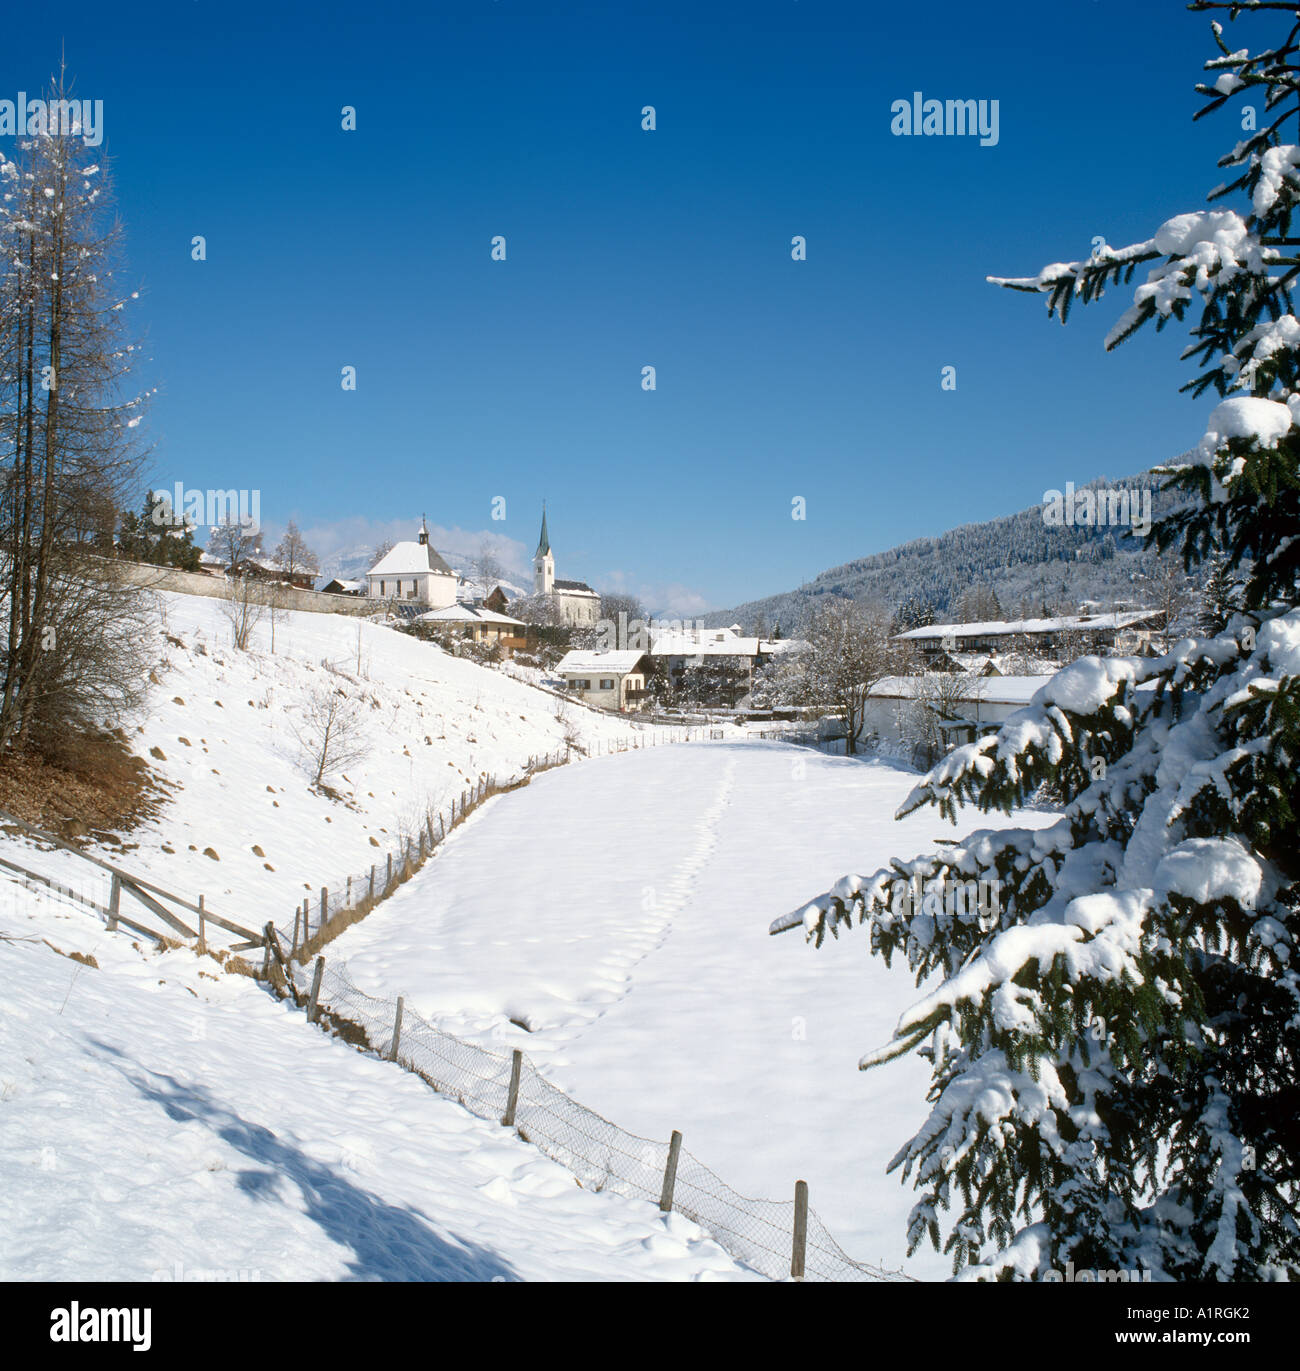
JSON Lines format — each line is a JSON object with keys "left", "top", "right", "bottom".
{"left": 649, "top": 625, "right": 804, "bottom": 657}
{"left": 868, "top": 674, "right": 1057, "bottom": 705}
{"left": 944, "top": 652, "right": 1001, "bottom": 674}
{"left": 553, "top": 579, "right": 598, "bottom": 596}
{"left": 416, "top": 604, "right": 525, "bottom": 627}
{"left": 557, "top": 650, "right": 650, "bottom": 675}
{"left": 369, "top": 539, "right": 454, "bottom": 578}
{"left": 898, "top": 610, "right": 1161, "bottom": 641}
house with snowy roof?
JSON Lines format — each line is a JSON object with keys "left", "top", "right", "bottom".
{"left": 648, "top": 622, "right": 805, "bottom": 703}
{"left": 532, "top": 505, "right": 600, "bottom": 627}
{"left": 896, "top": 609, "right": 1163, "bottom": 663}
{"left": 415, "top": 602, "right": 528, "bottom": 654}
{"left": 556, "top": 649, "right": 652, "bottom": 712}
{"left": 232, "top": 556, "right": 315, "bottom": 590}
{"left": 366, "top": 519, "right": 458, "bottom": 609}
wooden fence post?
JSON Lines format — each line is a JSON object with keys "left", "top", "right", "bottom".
{"left": 439, "top": 815, "right": 446, "bottom": 841}
{"left": 307, "top": 957, "right": 325, "bottom": 1023}
{"left": 320, "top": 887, "right": 328, "bottom": 931}
{"left": 369, "top": 865, "right": 376, "bottom": 899}
{"left": 502, "top": 1048, "right": 523, "bottom": 1128}
{"left": 387, "top": 853, "right": 393, "bottom": 889}
{"left": 261, "top": 923, "right": 273, "bottom": 981}
{"left": 346, "top": 874, "right": 352, "bottom": 907}
{"left": 107, "top": 872, "right": 121, "bottom": 932}
{"left": 660, "top": 1130, "right": 683, "bottom": 1212}
{"left": 198, "top": 894, "right": 206, "bottom": 955}
{"left": 792, "top": 1179, "right": 809, "bottom": 1279}
{"left": 292, "top": 906, "right": 301, "bottom": 953}
{"left": 388, "top": 996, "right": 404, "bottom": 1062}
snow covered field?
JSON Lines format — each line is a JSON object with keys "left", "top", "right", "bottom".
{"left": 327, "top": 742, "right": 1056, "bottom": 1280}
{"left": 0, "top": 591, "right": 1054, "bottom": 1281}
{"left": 0, "top": 884, "right": 750, "bottom": 1281}
{"left": 2, "top": 591, "right": 646, "bottom": 940}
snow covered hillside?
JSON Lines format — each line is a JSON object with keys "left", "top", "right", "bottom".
{"left": 0, "top": 881, "right": 750, "bottom": 1281}
{"left": 324, "top": 742, "right": 1057, "bottom": 1280}
{"left": 2, "top": 590, "right": 645, "bottom": 942}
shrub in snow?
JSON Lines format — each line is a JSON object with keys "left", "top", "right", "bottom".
{"left": 292, "top": 682, "right": 371, "bottom": 791}
{"left": 776, "top": 12, "right": 1300, "bottom": 1281}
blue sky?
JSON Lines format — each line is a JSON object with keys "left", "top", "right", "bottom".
{"left": 2, "top": 0, "right": 1243, "bottom": 612}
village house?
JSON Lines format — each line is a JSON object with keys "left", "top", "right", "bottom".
{"left": 895, "top": 609, "right": 1164, "bottom": 664}
{"left": 859, "top": 671, "right": 1163, "bottom": 755}
{"left": 367, "top": 518, "right": 459, "bottom": 609}
{"left": 232, "top": 556, "right": 315, "bottom": 590}
{"left": 415, "top": 603, "right": 529, "bottom": 654}
{"left": 648, "top": 622, "right": 804, "bottom": 702}
{"left": 556, "top": 649, "right": 652, "bottom": 712}
{"left": 859, "top": 674, "right": 1049, "bottom": 748}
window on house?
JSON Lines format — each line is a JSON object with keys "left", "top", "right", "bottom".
{"left": 380, "top": 580, "right": 386, "bottom": 596}
{"left": 600, "top": 678, "right": 615, "bottom": 691}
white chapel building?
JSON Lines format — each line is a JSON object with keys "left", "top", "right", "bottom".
{"left": 367, "top": 519, "right": 458, "bottom": 609}
{"left": 533, "top": 505, "right": 600, "bottom": 627}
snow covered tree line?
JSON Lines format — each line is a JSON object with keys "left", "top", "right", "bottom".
{"left": 774, "top": 6, "right": 1300, "bottom": 1280}
{"left": 717, "top": 470, "right": 1192, "bottom": 638}
{"left": 0, "top": 68, "right": 155, "bottom": 755}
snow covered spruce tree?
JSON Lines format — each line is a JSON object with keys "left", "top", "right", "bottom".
{"left": 773, "top": 7, "right": 1300, "bottom": 1280}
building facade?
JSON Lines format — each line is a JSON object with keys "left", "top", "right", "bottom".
{"left": 367, "top": 519, "right": 459, "bottom": 609}
{"left": 533, "top": 506, "right": 600, "bottom": 627}
{"left": 556, "top": 650, "right": 652, "bottom": 712}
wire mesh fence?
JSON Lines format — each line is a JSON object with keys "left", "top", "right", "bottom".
{"left": 308, "top": 957, "right": 911, "bottom": 1284}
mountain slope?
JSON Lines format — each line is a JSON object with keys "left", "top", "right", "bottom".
{"left": 705, "top": 471, "right": 1183, "bottom": 630}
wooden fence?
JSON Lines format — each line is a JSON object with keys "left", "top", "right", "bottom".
{"left": 0, "top": 807, "right": 264, "bottom": 953}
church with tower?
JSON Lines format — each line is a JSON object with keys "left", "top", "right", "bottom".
{"left": 533, "top": 505, "right": 600, "bottom": 627}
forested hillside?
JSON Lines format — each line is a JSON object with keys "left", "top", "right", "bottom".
{"left": 708, "top": 471, "right": 1184, "bottom": 630}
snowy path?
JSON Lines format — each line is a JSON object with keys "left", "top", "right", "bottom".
{"left": 329, "top": 740, "right": 1056, "bottom": 1279}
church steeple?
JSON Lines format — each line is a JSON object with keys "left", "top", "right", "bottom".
{"left": 534, "top": 502, "right": 555, "bottom": 595}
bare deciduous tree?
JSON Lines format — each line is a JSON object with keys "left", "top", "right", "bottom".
{"left": 0, "top": 69, "right": 155, "bottom": 755}
{"left": 208, "top": 515, "right": 259, "bottom": 574}
{"left": 477, "top": 537, "right": 501, "bottom": 587}
{"left": 1149, "top": 556, "right": 1195, "bottom": 649}
{"left": 293, "top": 680, "right": 371, "bottom": 788}
{"left": 801, "top": 598, "right": 897, "bottom": 755}
{"left": 275, "top": 519, "right": 319, "bottom": 582}
{"left": 223, "top": 574, "right": 264, "bottom": 651}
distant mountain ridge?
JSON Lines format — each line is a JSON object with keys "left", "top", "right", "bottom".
{"left": 704, "top": 471, "right": 1186, "bottom": 632}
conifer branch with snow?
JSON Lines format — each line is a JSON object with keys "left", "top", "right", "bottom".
{"left": 774, "top": 8, "right": 1300, "bottom": 1280}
